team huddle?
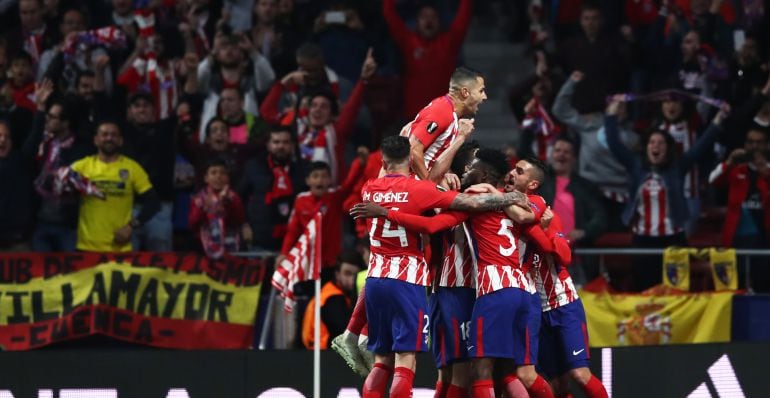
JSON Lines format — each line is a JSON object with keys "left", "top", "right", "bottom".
{"left": 334, "top": 67, "right": 609, "bottom": 398}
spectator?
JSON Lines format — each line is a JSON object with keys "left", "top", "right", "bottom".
{"left": 604, "top": 95, "right": 729, "bottom": 291}
{"left": 217, "top": 86, "right": 270, "bottom": 148}
{"left": 180, "top": 116, "right": 252, "bottom": 185}
{"left": 301, "top": 250, "right": 364, "bottom": 350}
{"left": 278, "top": 157, "right": 365, "bottom": 279}
{"left": 382, "top": 0, "right": 472, "bottom": 118}
{"left": 238, "top": 127, "right": 307, "bottom": 251}
{"left": 116, "top": 31, "right": 180, "bottom": 120}
{"left": 3, "top": 53, "right": 37, "bottom": 112}
{"left": 23, "top": 80, "right": 91, "bottom": 252}
{"left": 37, "top": 8, "right": 116, "bottom": 96}
{"left": 70, "top": 121, "right": 160, "bottom": 252}
{"left": 552, "top": 71, "right": 637, "bottom": 231}
{"left": 644, "top": 92, "right": 706, "bottom": 234}
{"left": 115, "top": 92, "right": 177, "bottom": 251}
{"left": 557, "top": 3, "right": 636, "bottom": 113}
{"left": 196, "top": 31, "right": 275, "bottom": 118}
{"left": 0, "top": 121, "right": 34, "bottom": 251}
{"left": 248, "top": 0, "right": 300, "bottom": 77}
{"left": 709, "top": 127, "right": 770, "bottom": 291}
{"left": 7, "top": 0, "right": 56, "bottom": 64}
{"left": 314, "top": 6, "right": 369, "bottom": 84}
{"left": 0, "top": 40, "right": 34, "bottom": 146}
{"left": 189, "top": 158, "right": 248, "bottom": 258}
{"left": 261, "top": 49, "right": 376, "bottom": 183}
{"left": 519, "top": 134, "right": 607, "bottom": 246}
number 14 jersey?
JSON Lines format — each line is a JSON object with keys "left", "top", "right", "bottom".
{"left": 361, "top": 174, "right": 458, "bottom": 286}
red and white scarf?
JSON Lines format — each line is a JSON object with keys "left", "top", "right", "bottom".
{"left": 521, "top": 98, "right": 561, "bottom": 161}
{"left": 195, "top": 188, "right": 241, "bottom": 259}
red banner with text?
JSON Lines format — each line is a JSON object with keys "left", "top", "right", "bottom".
{"left": 0, "top": 253, "right": 265, "bottom": 350}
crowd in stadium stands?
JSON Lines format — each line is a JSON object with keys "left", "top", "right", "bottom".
{"left": 0, "top": 0, "right": 769, "bottom": 297}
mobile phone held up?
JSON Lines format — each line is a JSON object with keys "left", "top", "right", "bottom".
{"left": 324, "top": 11, "right": 346, "bottom": 24}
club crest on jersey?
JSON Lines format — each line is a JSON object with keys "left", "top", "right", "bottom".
{"left": 426, "top": 122, "right": 438, "bottom": 134}
{"left": 118, "top": 169, "right": 130, "bottom": 180}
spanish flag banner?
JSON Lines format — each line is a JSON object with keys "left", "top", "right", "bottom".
{"left": 708, "top": 248, "right": 738, "bottom": 291}
{"left": 0, "top": 253, "right": 264, "bottom": 351}
{"left": 581, "top": 288, "right": 733, "bottom": 347}
{"left": 662, "top": 247, "right": 694, "bottom": 291}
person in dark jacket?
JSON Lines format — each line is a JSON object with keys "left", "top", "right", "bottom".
{"left": 238, "top": 127, "right": 308, "bottom": 251}
{"left": 23, "top": 81, "right": 91, "bottom": 252}
{"left": 0, "top": 121, "right": 34, "bottom": 251}
{"left": 605, "top": 95, "right": 729, "bottom": 291}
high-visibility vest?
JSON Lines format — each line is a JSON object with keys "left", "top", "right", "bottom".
{"left": 301, "top": 282, "right": 351, "bottom": 349}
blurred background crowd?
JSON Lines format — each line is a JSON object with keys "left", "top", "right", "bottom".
{"left": 0, "top": 0, "right": 769, "bottom": 294}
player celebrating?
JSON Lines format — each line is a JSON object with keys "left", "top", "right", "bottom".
{"left": 352, "top": 149, "right": 554, "bottom": 398}
{"left": 403, "top": 66, "right": 487, "bottom": 182}
{"left": 527, "top": 208, "right": 609, "bottom": 398}
{"left": 355, "top": 137, "right": 529, "bottom": 398}
{"left": 332, "top": 68, "right": 482, "bottom": 375}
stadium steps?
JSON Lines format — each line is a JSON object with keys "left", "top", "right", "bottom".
{"left": 462, "top": 7, "right": 532, "bottom": 149}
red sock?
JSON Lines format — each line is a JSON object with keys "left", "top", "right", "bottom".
{"left": 361, "top": 323, "right": 369, "bottom": 337}
{"left": 347, "top": 289, "right": 367, "bottom": 334}
{"left": 363, "top": 363, "right": 392, "bottom": 398}
{"left": 434, "top": 381, "right": 448, "bottom": 398}
{"left": 471, "top": 379, "right": 495, "bottom": 398}
{"left": 501, "top": 374, "right": 529, "bottom": 398}
{"left": 581, "top": 376, "right": 609, "bottom": 398}
{"left": 527, "top": 376, "right": 555, "bottom": 398}
{"left": 446, "top": 384, "right": 469, "bottom": 398}
{"left": 390, "top": 367, "right": 415, "bottom": 398}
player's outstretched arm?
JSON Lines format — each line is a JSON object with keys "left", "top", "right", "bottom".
{"left": 463, "top": 183, "right": 533, "bottom": 222}
{"left": 349, "top": 202, "right": 466, "bottom": 233}
{"left": 448, "top": 189, "right": 528, "bottom": 212}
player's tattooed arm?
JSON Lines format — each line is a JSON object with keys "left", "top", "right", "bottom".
{"left": 449, "top": 189, "right": 529, "bottom": 211}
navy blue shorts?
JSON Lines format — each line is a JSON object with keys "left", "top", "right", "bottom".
{"left": 365, "top": 277, "right": 429, "bottom": 354}
{"left": 468, "top": 288, "right": 537, "bottom": 365}
{"left": 429, "top": 287, "right": 475, "bottom": 367}
{"left": 537, "top": 299, "right": 591, "bottom": 377}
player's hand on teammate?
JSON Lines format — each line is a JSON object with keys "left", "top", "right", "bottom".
{"left": 441, "top": 173, "right": 462, "bottom": 191}
{"left": 541, "top": 207, "right": 553, "bottom": 229}
{"left": 360, "top": 47, "right": 377, "bottom": 80}
{"left": 350, "top": 201, "right": 388, "bottom": 219}
{"left": 458, "top": 118, "right": 475, "bottom": 138}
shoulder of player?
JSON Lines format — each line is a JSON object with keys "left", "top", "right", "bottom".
{"left": 527, "top": 194, "right": 547, "bottom": 210}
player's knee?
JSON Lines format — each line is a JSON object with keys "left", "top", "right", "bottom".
{"left": 515, "top": 365, "right": 538, "bottom": 386}
{"left": 568, "top": 367, "right": 592, "bottom": 385}
{"left": 450, "top": 362, "right": 472, "bottom": 387}
{"left": 472, "top": 359, "right": 493, "bottom": 380}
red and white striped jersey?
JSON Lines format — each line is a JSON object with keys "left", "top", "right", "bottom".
{"left": 362, "top": 174, "right": 459, "bottom": 286}
{"left": 659, "top": 120, "right": 698, "bottom": 198}
{"left": 402, "top": 95, "right": 459, "bottom": 170}
{"left": 526, "top": 213, "right": 579, "bottom": 312}
{"left": 632, "top": 173, "right": 681, "bottom": 236}
{"left": 437, "top": 224, "right": 475, "bottom": 288}
{"left": 468, "top": 210, "right": 534, "bottom": 297}
{"left": 515, "top": 195, "right": 548, "bottom": 273}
